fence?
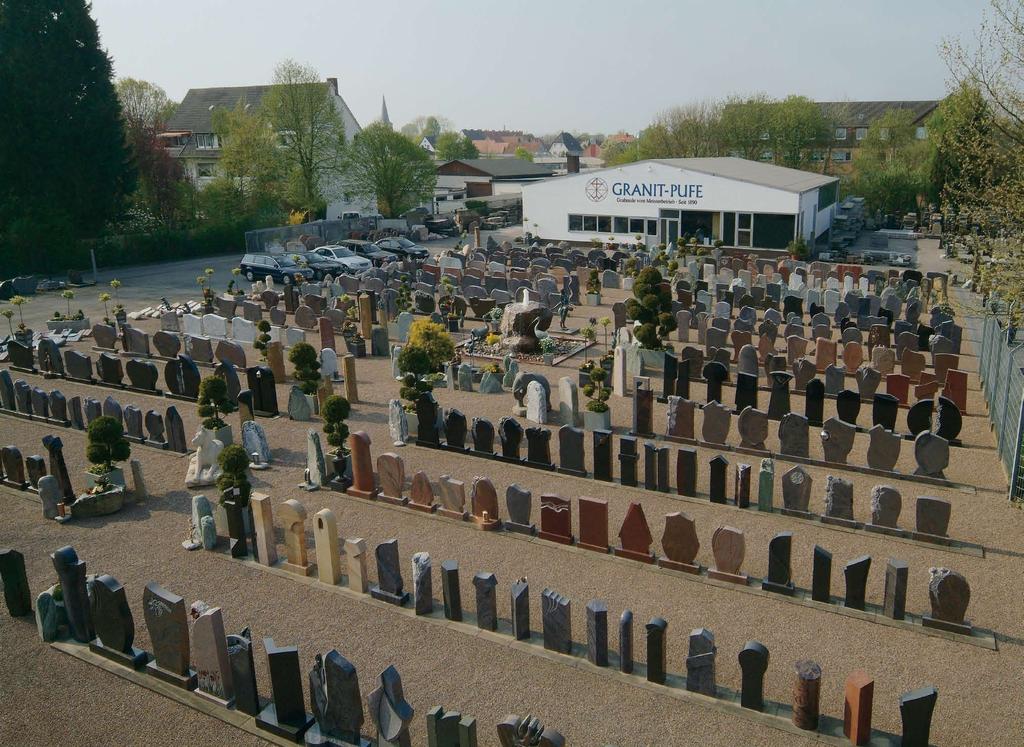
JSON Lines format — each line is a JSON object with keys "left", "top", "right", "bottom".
{"left": 978, "top": 314, "right": 1024, "bottom": 501}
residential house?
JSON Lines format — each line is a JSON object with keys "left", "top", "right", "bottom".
{"left": 436, "top": 158, "right": 558, "bottom": 198}
{"left": 159, "top": 77, "right": 369, "bottom": 218}
{"left": 818, "top": 100, "right": 939, "bottom": 172}
{"left": 419, "top": 135, "right": 437, "bottom": 155}
{"left": 460, "top": 129, "right": 545, "bottom": 157}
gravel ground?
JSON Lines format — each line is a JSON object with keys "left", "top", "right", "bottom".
{"left": 1, "top": 238, "right": 1022, "bottom": 746}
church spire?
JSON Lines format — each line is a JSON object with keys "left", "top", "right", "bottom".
{"left": 380, "top": 96, "right": 391, "bottom": 128}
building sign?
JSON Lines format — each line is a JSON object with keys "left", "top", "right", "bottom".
{"left": 585, "top": 176, "right": 704, "bottom": 206}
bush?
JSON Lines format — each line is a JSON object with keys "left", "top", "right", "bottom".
{"left": 399, "top": 372, "right": 433, "bottom": 412}
{"left": 198, "top": 376, "right": 237, "bottom": 430}
{"left": 406, "top": 320, "right": 455, "bottom": 370}
{"left": 85, "top": 416, "right": 130, "bottom": 475}
{"left": 288, "top": 342, "right": 321, "bottom": 394}
{"left": 586, "top": 269, "right": 601, "bottom": 295}
{"left": 321, "top": 395, "right": 351, "bottom": 455}
{"left": 216, "top": 444, "right": 252, "bottom": 505}
{"left": 485, "top": 333, "right": 501, "bottom": 346}
{"left": 625, "top": 267, "right": 676, "bottom": 350}
{"left": 396, "top": 345, "right": 434, "bottom": 378}
{"left": 787, "top": 236, "right": 809, "bottom": 259}
{"left": 253, "top": 320, "right": 272, "bottom": 360}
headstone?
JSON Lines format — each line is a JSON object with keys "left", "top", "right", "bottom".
{"left": 541, "top": 588, "right": 571, "bottom": 654}
{"left": 142, "top": 581, "right": 196, "bottom": 688}
{"left": 738, "top": 641, "right": 770, "bottom": 711}
{"left": 844, "top": 555, "right": 872, "bottom": 610}
{"left": 685, "top": 628, "right": 717, "bottom": 696}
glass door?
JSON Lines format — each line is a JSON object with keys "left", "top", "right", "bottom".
{"left": 661, "top": 219, "right": 679, "bottom": 246}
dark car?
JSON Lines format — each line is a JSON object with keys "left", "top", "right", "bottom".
{"left": 239, "top": 253, "right": 315, "bottom": 285}
{"left": 340, "top": 239, "right": 397, "bottom": 266}
{"left": 293, "top": 251, "right": 353, "bottom": 280}
{"left": 374, "top": 236, "right": 429, "bottom": 261}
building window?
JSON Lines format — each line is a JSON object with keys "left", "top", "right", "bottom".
{"left": 196, "top": 162, "right": 216, "bottom": 178}
{"left": 834, "top": 127, "right": 847, "bottom": 141}
{"left": 195, "top": 133, "right": 216, "bottom": 150}
{"left": 582, "top": 215, "right": 597, "bottom": 232}
{"left": 646, "top": 219, "right": 657, "bottom": 236}
{"left": 568, "top": 214, "right": 583, "bottom": 232}
{"left": 879, "top": 128, "right": 890, "bottom": 141}
{"left": 831, "top": 150, "right": 851, "bottom": 162}
{"left": 597, "top": 215, "right": 611, "bottom": 233}
{"left": 629, "top": 218, "right": 645, "bottom": 234}
{"left": 737, "top": 213, "right": 753, "bottom": 247}
{"left": 613, "top": 216, "right": 628, "bottom": 234}
{"left": 855, "top": 127, "right": 867, "bottom": 141}
{"left": 916, "top": 126, "right": 927, "bottom": 140}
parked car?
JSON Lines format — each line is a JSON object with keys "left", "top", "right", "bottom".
{"left": 339, "top": 239, "right": 398, "bottom": 266}
{"left": 239, "top": 253, "right": 315, "bottom": 285}
{"left": 292, "top": 251, "right": 350, "bottom": 280}
{"left": 313, "top": 245, "right": 373, "bottom": 274}
{"left": 374, "top": 236, "right": 429, "bottom": 261}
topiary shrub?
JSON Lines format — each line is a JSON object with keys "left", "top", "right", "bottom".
{"left": 625, "top": 266, "right": 676, "bottom": 350}
{"left": 198, "top": 375, "right": 237, "bottom": 430}
{"left": 582, "top": 366, "right": 610, "bottom": 412}
{"left": 288, "top": 341, "right": 321, "bottom": 394}
{"left": 406, "top": 320, "right": 455, "bottom": 371}
{"left": 216, "top": 443, "right": 252, "bottom": 505}
{"left": 321, "top": 395, "right": 351, "bottom": 456}
{"left": 253, "top": 320, "right": 272, "bottom": 360}
{"left": 86, "top": 416, "right": 131, "bottom": 477}
{"left": 399, "top": 372, "right": 433, "bottom": 413}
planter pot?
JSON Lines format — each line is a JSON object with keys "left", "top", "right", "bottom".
{"left": 70, "top": 484, "right": 125, "bottom": 518}
{"left": 331, "top": 454, "right": 352, "bottom": 488}
{"left": 204, "top": 425, "right": 233, "bottom": 447}
{"left": 345, "top": 337, "right": 366, "bottom": 358}
{"left": 14, "top": 330, "right": 33, "bottom": 345}
{"left": 114, "top": 311, "right": 128, "bottom": 324}
{"left": 542, "top": 353, "right": 554, "bottom": 365}
{"left": 587, "top": 293, "right": 601, "bottom": 306}
{"left": 446, "top": 318, "right": 460, "bottom": 332}
{"left": 84, "top": 467, "right": 125, "bottom": 490}
{"left": 46, "top": 318, "right": 90, "bottom": 333}
{"left": 578, "top": 370, "right": 593, "bottom": 386}
{"left": 583, "top": 409, "right": 612, "bottom": 431}
{"left": 601, "top": 358, "right": 614, "bottom": 375}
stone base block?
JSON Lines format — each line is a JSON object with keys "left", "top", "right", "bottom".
{"left": 256, "top": 702, "right": 314, "bottom": 743}
{"left": 282, "top": 561, "right": 314, "bottom": 577}
{"left": 376, "top": 494, "right": 407, "bottom": 506}
{"left": 658, "top": 558, "right": 700, "bottom": 574}
{"left": 88, "top": 640, "right": 150, "bottom": 670}
{"left": 346, "top": 487, "right": 378, "bottom": 500}
{"left": 145, "top": 660, "right": 197, "bottom": 690}
{"left": 821, "top": 516, "right": 863, "bottom": 530}
{"left": 408, "top": 503, "right": 437, "bottom": 514}
{"left": 194, "top": 688, "right": 235, "bottom": 709}
{"left": 762, "top": 580, "right": 796, "bottom": 596}
{"left": 537, "top": 531, "right": 574, "bottom": 545}
{"left": 304, "top": 724, "right": 372, "bottom": 747}
{"left": 577, "top": 541, "right": 609, "bottom": 554}
{"left": 369, "top": 586, "right": 409, "bottom": 607}
{"left": 780, "top": 508, "right": 816, "bottom": 520}
{"left": 922, "top": 616, "right": 973, "bottom": 636}
{"left": 864, "top": 523, "right": 903, "bottom": 537}
{"left": 436, "top": 508, "right": 467, "bottom": 522}
{"left": 504, "top": 521, "right": 535, "bottom": 536}
{"left": 556, "top": 466, "right": 587, "bottom": 478}
{"left": 708, "top": 569, "right": 749, "bottom": 585}
{"left": 613, "top": 547, "right": 656, "bottom": 564}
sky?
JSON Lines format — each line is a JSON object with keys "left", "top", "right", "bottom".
{"left": 90, "top": 0, "right": 987, "bottom": 136}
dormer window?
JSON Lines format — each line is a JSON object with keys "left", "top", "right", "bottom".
{"left": 195, "top": 133, "right": 216, "bottom": 149}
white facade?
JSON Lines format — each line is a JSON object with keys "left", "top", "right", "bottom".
{"left": 522, "top": 158, "right": 838, "bottom": 250}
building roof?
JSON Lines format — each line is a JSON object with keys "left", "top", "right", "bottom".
{"left": 551, "top": 131, "right": 582, "bottom": 156}
{"left": 164, "top": 85, "right": 273, "bottom": 133}
{"left": 650, "top": 157, "right": 837, "bottom": 193}
{"left": 818, "top": 100, "right": 939, "bottom": 127}
{"left": 439, "top": 158, "right": 557, "bottom": 179}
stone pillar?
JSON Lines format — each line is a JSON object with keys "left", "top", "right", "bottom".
{"left": 792, "top": 660, "right": 822, "bottom": 730}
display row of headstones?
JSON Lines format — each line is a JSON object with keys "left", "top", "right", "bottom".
{"left": 213, "top": 507, "right": 943, "bottom": 745}
{"left": 0, "top": 370, "right": 188, "bottom": 453}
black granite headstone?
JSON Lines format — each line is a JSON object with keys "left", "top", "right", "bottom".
{"left": 702, "top": 361, "right": 729, "bottom": 405}
{"left": 899, "top": 685, "right": 938, "bottom": 747}
{"left": 843, "top": 554, "right": 872, "bottom": 610}
{"left": 709, "top": 455, "right": 728, "bottom": 504}
{"left": 872, "top": 393, "right": 899, "bottom": 431}
{"left": 645, "top": 617, "right": 668, "bottom": 684}
{"left": 804, "top": 378, "right": 824, "bottom": 427}
{"left": 618, "top": 436, "right": 638, "bottom": 487}
{"left": 441, "top": 560, "right": 462, "bottom": 621}
{"left": 812, "top": 545, "right": 832, "bottom": 603}
{"left": 734, "top": 372, "right": 758, "bottom": 413}
{"left": 619, "top": 609, "right": 633, "bottom": 674}
{"left": 593, "top": 429, "right": 613, "bottom": 482}
{"left": 676, "top": 447, "right": 697, "bottom": 497}
{"left": 762, "top": 532, "right": 795, "bottom": 595}
{"left": 470, "top": 417, "right": 494, "bottom": 456}
{"left": 836, "top": 389, "right": 861, "bottom": 425}
{"left": 498, "top": 416, "right": 523, "bottom": 461}
{"left": 738, "top": 640, "right": 770, "bottom": 711}
{"left": 525, "top": 426, "right": 554, "bottom": 469}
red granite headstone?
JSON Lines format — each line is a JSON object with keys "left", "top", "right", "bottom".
{"left": 943, "top": 369, "right": 968, "bottom": 414}
{"left": 886, "top": 373, "right": 910, "bottom": 405}
{"left": 613, "top": 502, "right": 655, "bottom": 563}
{"left": 318, "top": 316, "right": 336, "bottom": 352}
{"left": 577, "top": 496, "right": 609, "bottom": 553}
{"left": 843, "top": 670, "right": 874, "bottom": 745}
{"left": 538, "top": 494, "right": 574, "bottom": 545}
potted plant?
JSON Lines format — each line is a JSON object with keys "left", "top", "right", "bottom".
{"left": 484, "top": 306, "right": 503, "bottom": 334}
{"left": 82, "top": 415, "right": 129, "bottom": 491}
{"left": 288, "top": 342, "right": 322, "bottom": 412}
{"left": 539, "top": 335, "right": 557, "bottom": 365}
{"left": 1, "top": 309, "right": 14, "bottom": 340}
{"left": 582, "top": 365, "right": 612, "bottom": 431}
{"left": 109, "top": 279, "right": 127, "bottom": 324}
{"left": 321, "top": 394, "right": 352, "bottom": 486}
{"left": 580, "top": 325, "right": 596, "bottom": 362}
{"left": 9, "top": 295, "right": 32, "bottom": 343}
{"left": 787, "top": 235, "right": 809, "bottom": 261}
{"left": 228, "top": 267, "right": 245, "bottom": 300}
{"left": 586, "top": 269, "right": 602, "bottom": 305}
{"left": 578, "top": 359, "right": 598, "bottom": 387}
{"left": 197, "top": 376, "right": 237, "bottom": 446}
{"left": 625, "top": 266, "right": 676, "bottom": 368}
{"left": 197, "top": 268, "right": 215, "bottom": 312}
{"left": 47, "top": 290, "right": 90, "bottom": 332}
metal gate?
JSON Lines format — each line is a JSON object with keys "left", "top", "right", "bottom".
{"left": 978, "top": 315, "right": 1024, "bottom": 500}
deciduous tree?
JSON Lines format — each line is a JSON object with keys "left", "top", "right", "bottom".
{"left": 344, "top": 123, "right": 437, "bottom": 217}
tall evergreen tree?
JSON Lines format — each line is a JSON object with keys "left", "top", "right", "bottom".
{"left": 0, "top": 0, "right": 134, "bottom": 270}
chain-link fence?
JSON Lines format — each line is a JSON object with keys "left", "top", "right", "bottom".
{"left": 978, "top": 315, "right": 1024, "bottom": 500}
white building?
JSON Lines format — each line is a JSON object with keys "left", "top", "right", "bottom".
{"left": 521, "top": 157, "right": 839, "bottom": 251}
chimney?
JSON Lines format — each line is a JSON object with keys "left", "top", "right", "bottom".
{"left": 567, "top": 154, "right": 580, "bottom": 174}
{"left": 326, "top": 77, "right": 338, "bottom": 95}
